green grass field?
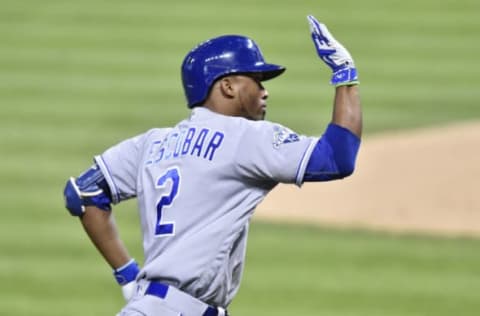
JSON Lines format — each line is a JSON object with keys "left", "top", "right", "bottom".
{"left": 1, "top": 0, "right": 480, "bottom": 315}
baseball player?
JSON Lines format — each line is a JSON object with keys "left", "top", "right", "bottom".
{"left": 63, "top": 15, "right": 361, "bottom": 316}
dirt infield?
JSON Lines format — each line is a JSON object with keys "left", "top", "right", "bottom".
{"left": 256, "top": 121, "right": 480, "bottom": 237}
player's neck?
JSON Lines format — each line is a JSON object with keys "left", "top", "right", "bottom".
{"left": 202, "top": 98, "right": 242, "bottom": 118}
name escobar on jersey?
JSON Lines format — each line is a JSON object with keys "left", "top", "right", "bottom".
{"left": 145, "top": 126, "right": 225, "bottom": 164}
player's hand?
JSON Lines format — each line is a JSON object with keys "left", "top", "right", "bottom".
{"left": 121, "top": 281, "right": 137, "bottom": 302}
{"left": 113, "top": 259, "right": 140, "bottom": 302}
{"left": 307, "top": 15, "right": 359, "bottom": 86}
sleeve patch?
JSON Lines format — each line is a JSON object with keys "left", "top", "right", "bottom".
{"left": 272, "top": 125, "right": 300, "bottom": 149}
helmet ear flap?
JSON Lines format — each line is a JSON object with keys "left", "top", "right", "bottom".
{"left": 181, "top": 35, "right": 286, "bottom": 108}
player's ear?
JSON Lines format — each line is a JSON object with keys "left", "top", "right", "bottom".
{"left": 218, "top": 76, "right": 237, "bottom": 99}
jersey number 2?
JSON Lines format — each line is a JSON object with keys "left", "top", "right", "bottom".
{"left": 155, "top": 167, "right": 180, "bottom": 237}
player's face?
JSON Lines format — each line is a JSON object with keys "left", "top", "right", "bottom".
{"left": 235, "top": 74, "right": 269, "bottom": 121}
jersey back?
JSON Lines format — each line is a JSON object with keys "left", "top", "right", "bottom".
{"left": 95, "top": 107, "right": 317, "bottom": 306}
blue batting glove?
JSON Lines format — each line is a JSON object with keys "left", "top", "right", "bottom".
{"left": 307, "top": 15, "right": 359, "bottom": 86}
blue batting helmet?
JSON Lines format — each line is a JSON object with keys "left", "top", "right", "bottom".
{"left": 181, "top": 35, "right": 286, "bottom": 108}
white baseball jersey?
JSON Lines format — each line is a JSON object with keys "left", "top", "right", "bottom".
{"left": 95, "top": 107, "right": 318, "bottom": 307}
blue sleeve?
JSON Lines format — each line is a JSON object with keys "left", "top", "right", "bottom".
{"left": 303, "top": 123, "right": 360, "bottom": 182}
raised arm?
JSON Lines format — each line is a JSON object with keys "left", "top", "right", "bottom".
{"left": 333, "top": 85, "right": 361, "bottom": 138}
{"left": 308, "top": 15, "right": 362, "bottom": 137}
{"left": 303, "top": 16, "right": 362, "bottom": 182}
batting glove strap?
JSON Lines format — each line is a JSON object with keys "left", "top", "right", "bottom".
{"left": 331, "top": 67, "right": 359, "bottom": 86}
{"left": 113, "top": 259, "right": 140, "bottom": 286}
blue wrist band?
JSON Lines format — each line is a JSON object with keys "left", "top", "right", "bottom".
{"left": 331, "top": 67, "right": 359, "bottom": 86}
{"left": 113, "top": 259, "right": 140, "bottom": 285}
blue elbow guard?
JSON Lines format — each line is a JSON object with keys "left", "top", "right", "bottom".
{"left": 63, "top": 164, "right": 112, "bottom": 216}
{"left": 304, "top": 123, "right": 360, "bottom": 181}
{"left": 63, "top": 178, "right": 86, "bottom": 216}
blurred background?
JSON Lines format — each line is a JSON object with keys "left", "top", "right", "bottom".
{"left": 1, "top": 0, "right": 480, "bottom": 315}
